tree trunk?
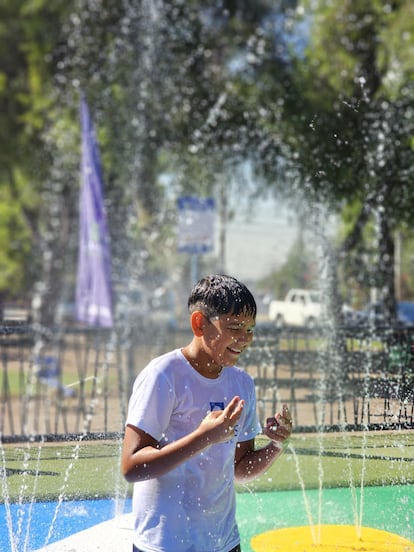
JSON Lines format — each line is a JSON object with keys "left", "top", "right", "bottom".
{"left": 378, "top": 211, "right": 397, "bottom": 322}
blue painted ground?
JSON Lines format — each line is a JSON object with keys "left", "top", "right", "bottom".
{"left": 1, "top": 498, "right": 131, "bottom": 552}
{"left": 1, "top": 486, "right": 413, "bottom": 552}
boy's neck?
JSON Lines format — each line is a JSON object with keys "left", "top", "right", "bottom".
{"left": 181, "top": 346, "right": 223, "bottom": 379}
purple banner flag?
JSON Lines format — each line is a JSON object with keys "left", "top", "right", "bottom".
{"left": 75, "top": 96, "right": 113, "bottom": 328}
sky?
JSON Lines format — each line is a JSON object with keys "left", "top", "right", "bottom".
{"left": 174, "top": 180, "right": 338, "bottom": 287}
{"left": 220, "top": 194, "right": 339, "bottom": 285}
{"left": 219, "top": 196, "right": 299, "bottom": 283}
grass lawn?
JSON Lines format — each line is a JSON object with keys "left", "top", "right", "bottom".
{"left": 2, "top": 430, "right": 413, "bottom": 504}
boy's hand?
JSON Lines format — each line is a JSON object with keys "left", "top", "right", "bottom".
{"left": 263, "top": 404, "right": 292, "bottom": 446}
{"left": 199, "top": 396, "right": 244, "bottom": 444}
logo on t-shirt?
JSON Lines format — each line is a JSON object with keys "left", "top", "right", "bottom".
{"left": 209, "top": 401, "right": 225, "bottom": 411}
{"left": 209, "top": 401, "right": 239, "bottom": 439}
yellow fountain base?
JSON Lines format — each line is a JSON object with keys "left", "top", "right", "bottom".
{"left": 251, "top": 525, "right": 414, "bottom": 551}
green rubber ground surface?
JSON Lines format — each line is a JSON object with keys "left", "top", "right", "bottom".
{"left": 237, "top": 485, "right": 414, "bottom": 551}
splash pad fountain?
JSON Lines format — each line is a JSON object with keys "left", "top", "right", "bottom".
{"left": 237, "top": 324, "right": 414, "bottom": 551}
{"left": 2, "top": 322, "right": 414, "bottom": 552}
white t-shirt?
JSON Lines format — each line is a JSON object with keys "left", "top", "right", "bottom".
{"left": 126, "top": 348, "right": 261, "bottom": 552}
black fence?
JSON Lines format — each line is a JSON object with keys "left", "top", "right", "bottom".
{"left": 239, "top": 324, "right": 414, "bottom": 431}
{"left": 1, "top": 323, "right": 413, "bottom": 442}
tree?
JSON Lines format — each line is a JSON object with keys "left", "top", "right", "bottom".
{"left": 6, "top": 0, "right": 413, "bottom": 328}
{"left": 0, "top": 0, "right": 74, "bottom": 315}
{"left": 245, "top": 0, "right": 414, "bottom": 321}
{"left": 0, "top": 0, "right": 289, "bottom": 319}
{"left": 49, "top": 0, "right": 288, "bottom": 295}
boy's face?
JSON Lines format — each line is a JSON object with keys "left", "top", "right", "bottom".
{"left": 202, "top": 312, "right": 255, "bottom": 367}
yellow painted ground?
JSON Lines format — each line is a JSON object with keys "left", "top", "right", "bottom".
{"left": 251, "top": 525, "right": 414, "bottom": 551}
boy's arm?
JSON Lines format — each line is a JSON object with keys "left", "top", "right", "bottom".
{"left": 233, "top": 438, "right": 285, "bottom": 483}
{"left": 121, "top": 424, "right": 211, "bottom": 482}
{"left": 234, "top": 405, "right": 292, "bottom": 483}
{"left": 122, "top": 395, "right": 244, "bottom": 482}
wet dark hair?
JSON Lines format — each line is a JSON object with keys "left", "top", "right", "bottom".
{"left": 188, "top": 274, "right": 257, "bottom": 319}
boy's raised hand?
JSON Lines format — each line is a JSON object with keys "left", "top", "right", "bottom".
{"left": 199, "top": 396, "right": 244, "bottom": 445}
{"left": 263, "top": 404, "right": 293, "bottom": 445}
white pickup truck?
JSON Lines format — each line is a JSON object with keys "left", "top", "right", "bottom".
{"left": 268, "top": 289, "right": 322, "bottom": 328}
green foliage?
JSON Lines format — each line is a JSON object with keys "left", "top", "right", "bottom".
{"left": 1, "top": 0, "right": 414, "bottom": 310}
{"left": 250, "top": 0, "right": 414, "bottom": 307}
{"left": 0, "top": 0, "right": 74, "bottom": 299}
{"left": 0, "top": 168, "right": 37, "bottom": 295}
{"left": 48, "top": 0, "right": 284, "bottom": 290}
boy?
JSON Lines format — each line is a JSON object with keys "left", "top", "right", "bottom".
{"left": 122, "top": 274, "right": 292, "bottom": 552}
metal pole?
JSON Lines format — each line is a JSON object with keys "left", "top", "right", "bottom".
{"left": 218, "top": 179, "right": 227, "bottom": 273}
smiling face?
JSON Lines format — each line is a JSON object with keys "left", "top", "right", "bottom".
{"left": 201, "top": 312, "right": 255, "bottom": 368}
{"left": 185, "top": 275, "right": 257, "bottom": 377}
